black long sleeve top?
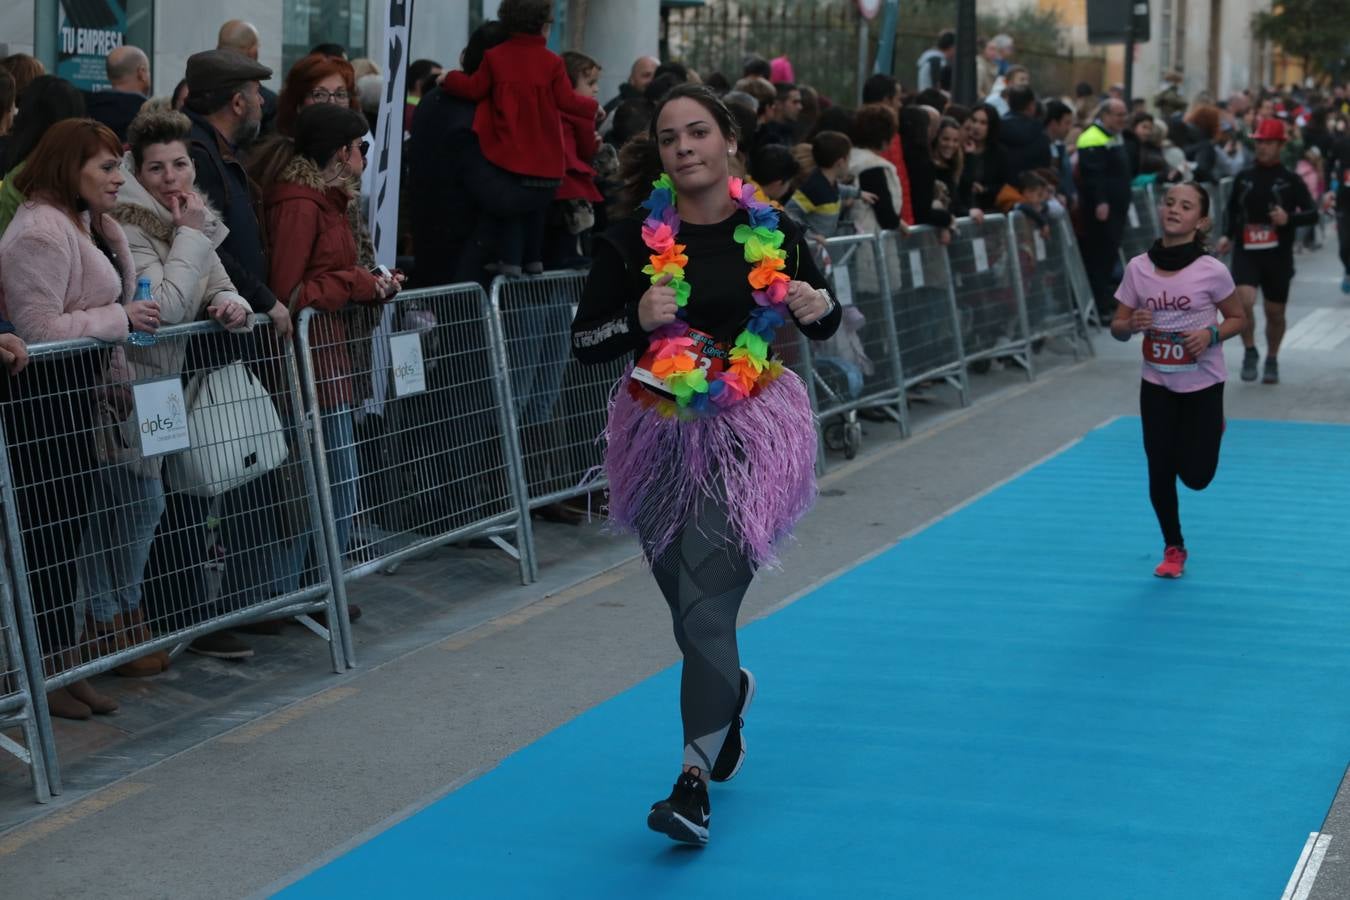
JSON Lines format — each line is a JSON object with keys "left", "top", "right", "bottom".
{"left": 856, "top": 168, "right": 902, "bottom": 230}
{"left": 901, "top": 156, "right": 955, "bottom": 229}
{"left": 1224, "top": 163, "right": 1318, "bottom": 255}
{"left": 959, "top": 145, "right": 1008, "bottom": 213}
{"left": 571, "top": 209, "right": 841, "bottom": 365}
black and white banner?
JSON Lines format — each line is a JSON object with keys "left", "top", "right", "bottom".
{"left": 371, "top": 0, "right": 412, "bottom": 268}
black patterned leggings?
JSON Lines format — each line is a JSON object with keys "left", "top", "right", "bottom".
{"left": 638, "top": 490, "right": 754, "bottom": 773}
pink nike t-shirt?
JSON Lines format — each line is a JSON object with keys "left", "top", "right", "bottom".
{"left": 1114, "top": 253, "right": 1235, "bottom": 393}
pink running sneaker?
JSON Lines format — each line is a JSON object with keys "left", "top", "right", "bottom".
{"left": 1154, "top": 546, "right": 1187, "bottom": 579}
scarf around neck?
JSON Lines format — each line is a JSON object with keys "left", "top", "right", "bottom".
{"left": 1147, "top": 238, "right": 1206, "bottom": 272}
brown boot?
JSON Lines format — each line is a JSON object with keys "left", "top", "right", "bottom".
{"left": 90, "top": 612, "right": 163, "bottom": 677}
{"left": 84, "top": 614, "right": 120, "bottom": 661}
{"left": 120, "top": 609, "right": 168, "bottom": 674}
{"left": 45, "top": 646, "right": 121, "bottom": 715}
{"left": 65, "top": 677, "right": 119, "bottom": 714}
{"left": 46, "top": 688, "right": 91, "bottom": 720}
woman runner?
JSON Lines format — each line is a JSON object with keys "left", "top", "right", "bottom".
{"left": 1111, "top": 182, "right": 1245, "bottom": 578}
{"left": 570, "top": 84, "right": 841, "bottom": 845}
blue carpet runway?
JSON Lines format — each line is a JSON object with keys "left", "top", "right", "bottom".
{"left": 276, "top": 419, "right": 1350, "bottom": 899}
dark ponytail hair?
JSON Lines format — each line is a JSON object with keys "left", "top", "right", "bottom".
{"left": 617, "top": 83, "right": 740, "bottom": 214}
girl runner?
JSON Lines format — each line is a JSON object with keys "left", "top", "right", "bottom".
{"left": 1111, "top": 182, "right": 1246, "bottom": 578}
{"left": 571, "top": 84, "right": 841, "bottom": 845}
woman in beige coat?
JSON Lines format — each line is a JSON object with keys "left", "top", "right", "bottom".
{"left": 77, "top": 109, "right": 250, "bottom": 677}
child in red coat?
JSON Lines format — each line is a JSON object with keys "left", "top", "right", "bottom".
{"left": 441, "top": 0, "right": 599, "bottom": 275}
{"left": 548, "top": 51, "right": 606, "bottom": 265}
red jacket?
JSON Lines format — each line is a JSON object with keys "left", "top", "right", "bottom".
{"left": 884, "top": 134, "right": 915, "bottom": 226}
{"left": 558, "top": 103, "right": 603, "bottom": 203}
{"left": 441, "top": 34, "right": 598, "bottom": 180}
{"left": 265, "top": 156, "right": 381, "bottom": 411}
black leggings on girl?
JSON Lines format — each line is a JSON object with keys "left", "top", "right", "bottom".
{"left": 1140, "top": 379, "right": 1225, "bottom": 548}
{"left": 637, "top": 489, "right": 754, "bottom": 774}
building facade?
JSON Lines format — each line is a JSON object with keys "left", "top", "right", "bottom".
{"left": 1134, "top": 0, "right": 1273, "bottom": 101}
{"left": 976, "top": 0, "right": 1276, "bottom": 102}
{"left": 2, "top": 0, "right": 658, "bottom": 108}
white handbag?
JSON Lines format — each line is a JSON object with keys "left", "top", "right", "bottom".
{"left": 166, "top": 362, "right": 288, "bottom": 497}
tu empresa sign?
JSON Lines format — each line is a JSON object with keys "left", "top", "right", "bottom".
{"left": 57, "top": 0, "right": 128, "bottom": 90}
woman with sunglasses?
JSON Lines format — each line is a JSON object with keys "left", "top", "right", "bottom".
{"left": 257, "top": 103, "right": 397, "bottom": 595}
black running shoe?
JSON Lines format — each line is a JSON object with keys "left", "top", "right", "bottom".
{"left": 1263, "top": 358, "right": 1279, "bottom": 384}
{"left": 710, "top": 667, "right": 757, "bottom": 783}
{"left": 648, "top": 770, "right": 710, "bottom": 845}
{"left": 1241, "top": 347, "right": 1259, "bottom": 382}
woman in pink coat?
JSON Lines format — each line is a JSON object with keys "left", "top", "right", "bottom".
{"left": 0, "top": 119, "right": 159, "bottom": 720}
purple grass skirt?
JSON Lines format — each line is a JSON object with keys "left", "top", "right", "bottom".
{"left": 604, "top": 366, "right": 818, "bottom": 568}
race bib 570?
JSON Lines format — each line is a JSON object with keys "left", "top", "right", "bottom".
{"left": 1143, "top": 329, "right": 1199, "bottom": 373}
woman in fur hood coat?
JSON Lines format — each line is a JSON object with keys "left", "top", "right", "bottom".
{"left": 78, "top": 109, "right": 251, "bottom": 678}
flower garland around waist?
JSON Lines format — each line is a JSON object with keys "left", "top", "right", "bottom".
{"left": 638, "top": 174, "right": 791, "bottom": 416}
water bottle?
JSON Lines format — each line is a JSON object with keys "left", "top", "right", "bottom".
{"left": 126, "top": 276, "right": 157, "bottom": 347}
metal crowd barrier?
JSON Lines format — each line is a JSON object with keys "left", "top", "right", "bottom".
{"left": 1057, "top": 215, "right": 1102, "bottom": 332}
{"left": 0, "top": 534, "right": 47, "bottom": 802}
{"left": 1201, "top": 178, "right": 1235, "bottom": 263}
{"left": 948, "top": 214, "right": 1034, "bottom": 378}
{"left": 295, "top": 286, "right": 536, "bottom": 658}
{"left": 490, "top": 272, "right": 623, "bottom": 570}
{"left": 808, "top": 232, "right": 908, "bottom": 444}
{"left": 886, "top": 226, "right": 970, "bottom": 400}
{"left": 0, "top": 317, "right": 344, "bottom": 794}
{"left": 1012, "top": 211, "right": 1092, "bottom": 359}
{"left": 1120, "top": 183, "right": 1161, "bottom": 265}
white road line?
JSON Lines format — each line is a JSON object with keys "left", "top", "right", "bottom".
{"left": 1282, "top": 309, "right": 1335, "bottom": 351}
{"left": 1283, "top": 831, "right": 1333, "bottom": 900}
{"left": 1279, "top": 314, "right": 1323, "bottom": 351}
{"left": 1309, "top": 316, "right": 1350, "bottom": 351}
{"left": 1283, "top": 308, "right": 1350, "bottom": 352}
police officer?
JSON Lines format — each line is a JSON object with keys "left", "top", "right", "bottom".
{"left": 1216, "top": 118, "right": 1318, "bottom": 385}
{"left": 1077, "top": 99, "right": 1134, "bottom": 317}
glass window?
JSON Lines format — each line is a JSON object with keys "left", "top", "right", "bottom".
{"left": 283, "top": 0, "right": 368, "bottom": 75}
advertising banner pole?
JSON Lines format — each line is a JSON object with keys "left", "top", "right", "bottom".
{"left": 371, "top": 0, "right": 413, "bottom": 268}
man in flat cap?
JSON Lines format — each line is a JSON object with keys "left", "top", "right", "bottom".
{"left": 182, "top": 49, "right": 279, "bottom": 327}
{"left": 155, "top": 49, "right": 291, "bottom": 662}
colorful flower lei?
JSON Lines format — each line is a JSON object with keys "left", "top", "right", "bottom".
{"left": 638, "top": 174, "right": 791, "bottom": 416}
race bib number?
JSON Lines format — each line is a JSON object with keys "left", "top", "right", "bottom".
{"left": 631, "top": 329, "right": 729, "bottom": 399}
{"left": 1243, "top": 223, "right": 1279, "bottom": 250}
{"left": 1142, "top": 329, "right": 1199, "bottom": 373}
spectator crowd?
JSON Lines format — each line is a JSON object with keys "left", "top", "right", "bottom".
{"left": 1, "top": 0, "right": 1349, "bottom": 722}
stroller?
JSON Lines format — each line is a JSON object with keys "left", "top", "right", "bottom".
{"left": 810, "top": 243, "right": 875, "bottom": 459}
